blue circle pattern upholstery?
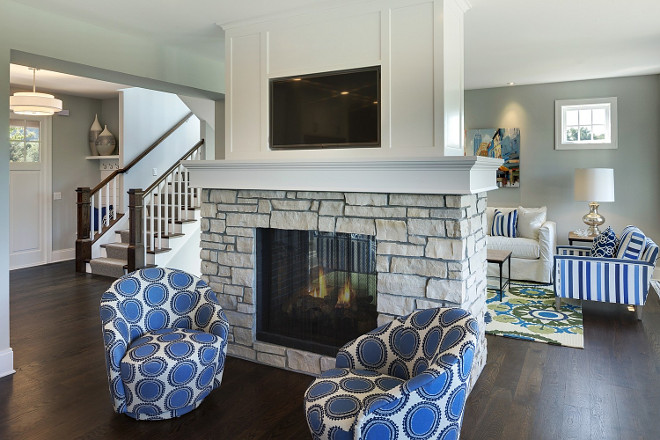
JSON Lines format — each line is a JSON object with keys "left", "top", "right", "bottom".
{"left": 304, "top": 307, "right": 478, "bottom": 439}
{"left": 100, "top": 268, "right": 229, "bottom": 420}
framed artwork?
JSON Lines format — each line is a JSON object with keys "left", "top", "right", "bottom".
{"left": 466, "top": 128, "right": 520, "bottom": 188}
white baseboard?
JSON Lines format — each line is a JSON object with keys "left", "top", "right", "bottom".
{"left": 0, "top": 348, "right": 15, "bottom": 379}
{"left": 51, "top": 248, "right": 75, "bottom": 263}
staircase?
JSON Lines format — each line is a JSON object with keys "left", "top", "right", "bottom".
{"left": 88, "top": 179, "right": 201, "bottom": 278}
{"left": 76, "top": 112, "right": 204, "bottom": 279}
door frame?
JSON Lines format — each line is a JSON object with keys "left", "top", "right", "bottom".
{"left": 8, "top": 114, "right": 52, "bottom": 270}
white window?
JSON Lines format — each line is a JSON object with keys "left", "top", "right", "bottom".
{"left": 10, "top": 118, "right": 41, "bottom": 162}
{"left": 555, "top": 97, "right": 617, "bottom": 150}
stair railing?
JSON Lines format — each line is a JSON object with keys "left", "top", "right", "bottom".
{"left": 75, "top": 112, "right": 194, "bottom": 272}
{"left": 131, "top": 139, "right": 205, "bottom": 269}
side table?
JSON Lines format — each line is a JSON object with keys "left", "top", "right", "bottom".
{"left": 568, "top": 231, "right": 597, "bottom": 246}
{"left": 487, "top": 249, "right": 511, "bottom": 301}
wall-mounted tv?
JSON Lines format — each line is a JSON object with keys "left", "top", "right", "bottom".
{"left": 270, "top": 66, "right": 380, "bottom": 150}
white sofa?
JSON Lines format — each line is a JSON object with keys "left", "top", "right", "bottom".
{"left": 486, "top": 206, "right": 556, "bottom": 283}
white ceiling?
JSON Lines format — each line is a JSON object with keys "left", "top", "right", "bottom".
{"left": 465, "top": 0, "right": 660, "bottom": 89}
{"left": 9, "top": 0, "right": 660, "bottom": 93}
{"left": 10, "top": 64, "right": 128, "bottom": 99}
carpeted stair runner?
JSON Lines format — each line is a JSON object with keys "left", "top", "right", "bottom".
{"left": 89, "top": 230, "right": 130, "bottom": 278}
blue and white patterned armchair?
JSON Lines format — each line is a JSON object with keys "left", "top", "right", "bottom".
{"left": 304, "top": 307, "right": 478, "bottom": 440}
{"left": 100, "top": 267, "right": 229, "bottom": 420}
{"left": 554, "top": 226, "right": 658, "bottom": 319}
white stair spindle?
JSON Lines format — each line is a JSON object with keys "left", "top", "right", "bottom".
{"left": 142, "top": 196, "right": 148, "bottom": 265}
{"left": 90, "top": 195, "right": 95, "bottom": 241}
{"left": 193, "top": 150, "right": 200, "bottom": 207}
{"left": 96, "top": 193, "right": 102, "bottom": 235}
{"left": 184, "top": 165, "right": 189, "bottom": 219}
{"left": 112, "top": 176, "right": 117, "bottom": 220}
{"left": 150, "top": 194, "right": 155, "bottom": 252}
{"left": 158, "top": 176, "right": 170, "bottom": 239}
{"left": 157, "top": 182, "right": 163, "bottom": 251}
{"left": 170, "top": 173, "right": 175, "bottom": 232}
{"left": 104, "top": 183, "right": 108, "bottom": 228}
{"left": 178, "top": 165, "right": 183, "bottom": 222}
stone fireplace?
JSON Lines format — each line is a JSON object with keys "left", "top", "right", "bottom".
{"left": 189, "top": 158, "right": 501, "bottom": 390}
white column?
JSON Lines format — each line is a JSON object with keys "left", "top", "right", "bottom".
{"left": 0, "top": 47, "right": 15, "bottom": 378}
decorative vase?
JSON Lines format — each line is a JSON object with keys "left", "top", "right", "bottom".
{"left": 88, "top": 114, "right": 102, "bottom": 156}
{"left": 95, "top": 125, "right": 116, "bottom": 156}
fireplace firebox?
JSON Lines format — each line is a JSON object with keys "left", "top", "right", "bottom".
{"left": 256, "top": 228, "right": 377, "bottom": 356}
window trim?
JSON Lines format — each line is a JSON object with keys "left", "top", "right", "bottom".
{"left": 555, "top": 97, "right": 618, "bottom": 150}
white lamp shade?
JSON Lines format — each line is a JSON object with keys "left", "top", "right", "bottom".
{"left": 10, "top": 92, "right": 62, "bottom": 115}
{"left": 574, "top": 168, "right": 615, "bottom": 202}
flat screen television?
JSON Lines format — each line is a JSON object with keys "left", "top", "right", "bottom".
{"left": 270, "top": 66, "right": 380, "bottom": 150}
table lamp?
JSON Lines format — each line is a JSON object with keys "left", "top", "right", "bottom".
{"left": 574, "top": 168, "right": 615, "bottom": 236}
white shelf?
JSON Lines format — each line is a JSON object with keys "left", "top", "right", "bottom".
{"left": 86, "top": 155, "right": 119, "bottom": 160}
{"left": 186, "top": 156, "right": 504, "bottom": 195}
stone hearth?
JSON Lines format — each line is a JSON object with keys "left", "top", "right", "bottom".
{"left": 198, "top": 189, "right": 488, "bottom": 390}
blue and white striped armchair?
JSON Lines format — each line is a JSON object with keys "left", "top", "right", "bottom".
{"left": 304, "top": 307, "right": 478, "bottom": 440}
{"left": 100, "top": 268, "right": 229, "bottom": 420}
{"left": 554, "top": 226, "right": 658, "bottom": 320}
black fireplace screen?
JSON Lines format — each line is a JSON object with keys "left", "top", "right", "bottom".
{"left": 256, "top": 228, "right": 378, "bottom": 356}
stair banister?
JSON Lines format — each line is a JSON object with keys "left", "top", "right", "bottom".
{"left": 142, "top": 139, "right": 205, "bottom": 195}
{"left": 131, "top": 139, "right": 205, "bottom": 270}
{"left": 75, "top": 112, "right": 194, "bottom": 273}
{"left": 75, "top": 187, "right": 91, "bottom": 273}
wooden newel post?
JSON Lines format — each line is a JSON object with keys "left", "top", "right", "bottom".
{"left": 127, "top": 189, "right": 145, "bottom": 272}
{"left": 75, "top": 187, "right": 91, "bottom": 273}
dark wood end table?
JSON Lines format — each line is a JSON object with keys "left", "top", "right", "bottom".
{"left": 568, "top": 231, "right": 597, "bottom": 246}
{"left": 487, "top": 249, "right": 511, "bottom": 301}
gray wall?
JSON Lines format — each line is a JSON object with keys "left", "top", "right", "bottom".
{"left": 51, "top": 93, "right": 104, "bottom": 251}
{"left": 100, "top": 97, "right": 120, "bottom": 155}
{"left": 466, "top": 75, "right": 660, "bottom": 246}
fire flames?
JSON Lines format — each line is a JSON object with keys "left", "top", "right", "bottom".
{"left": 307, "top": 269, "right": 354, "bottom": 309}
{"left": 308, "top": 268, "right": 328, "bottom": 299}
{"left": 335, "top": 279, "right": 354, "bottom": 309}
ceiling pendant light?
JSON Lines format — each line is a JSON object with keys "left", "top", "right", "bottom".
{"left": 10, "top": 68, "right": 62, "bottom": 115}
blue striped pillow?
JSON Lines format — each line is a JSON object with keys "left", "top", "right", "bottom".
{"left": 641, "top": 238, "right": 658, "bottom": 263}
{"left": 491, "top": 209, "right": 518, "bottom": 237}
{"left": 616, "top": 225, "right": 646, "bottom": 260}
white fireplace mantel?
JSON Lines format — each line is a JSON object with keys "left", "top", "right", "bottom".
{"left": 185, "top": 156, "right": 503, "bottom": 195}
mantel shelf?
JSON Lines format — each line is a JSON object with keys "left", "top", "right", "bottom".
{"left": 86, "top": 155, "right": 119, "bottom": 160}
{"left": 186, "top": 156, "right": 504, "bottom": 195}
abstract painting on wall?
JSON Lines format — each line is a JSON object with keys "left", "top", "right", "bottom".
{"left": 466, "top": 128, "right": 521, "bottom": 187}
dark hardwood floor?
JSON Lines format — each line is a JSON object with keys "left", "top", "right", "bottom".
{"left": 1, "top": 261, "right": 658, "bottom": 439}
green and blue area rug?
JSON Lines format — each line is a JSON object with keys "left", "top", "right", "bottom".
{"left": 485, "top": 282, "right": 584, "bottom": 348}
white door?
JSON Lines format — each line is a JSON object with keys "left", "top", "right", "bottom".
{"left": 9, "top": 116, "right": 52, "bottom": 270}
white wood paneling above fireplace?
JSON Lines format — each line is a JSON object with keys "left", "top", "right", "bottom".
{"left": 222, "top": 0, "right": 471, "bottom": 160}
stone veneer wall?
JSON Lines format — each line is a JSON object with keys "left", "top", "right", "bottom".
{"left": 199, "top": 189, "right": 488, "bottom": 390}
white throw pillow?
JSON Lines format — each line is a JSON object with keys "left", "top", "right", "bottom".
{"left": 517, "top": 206, "right": 547, "bottom": 240}
{"left": 486, "top": 207, "right": 496, "bottom": 234}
